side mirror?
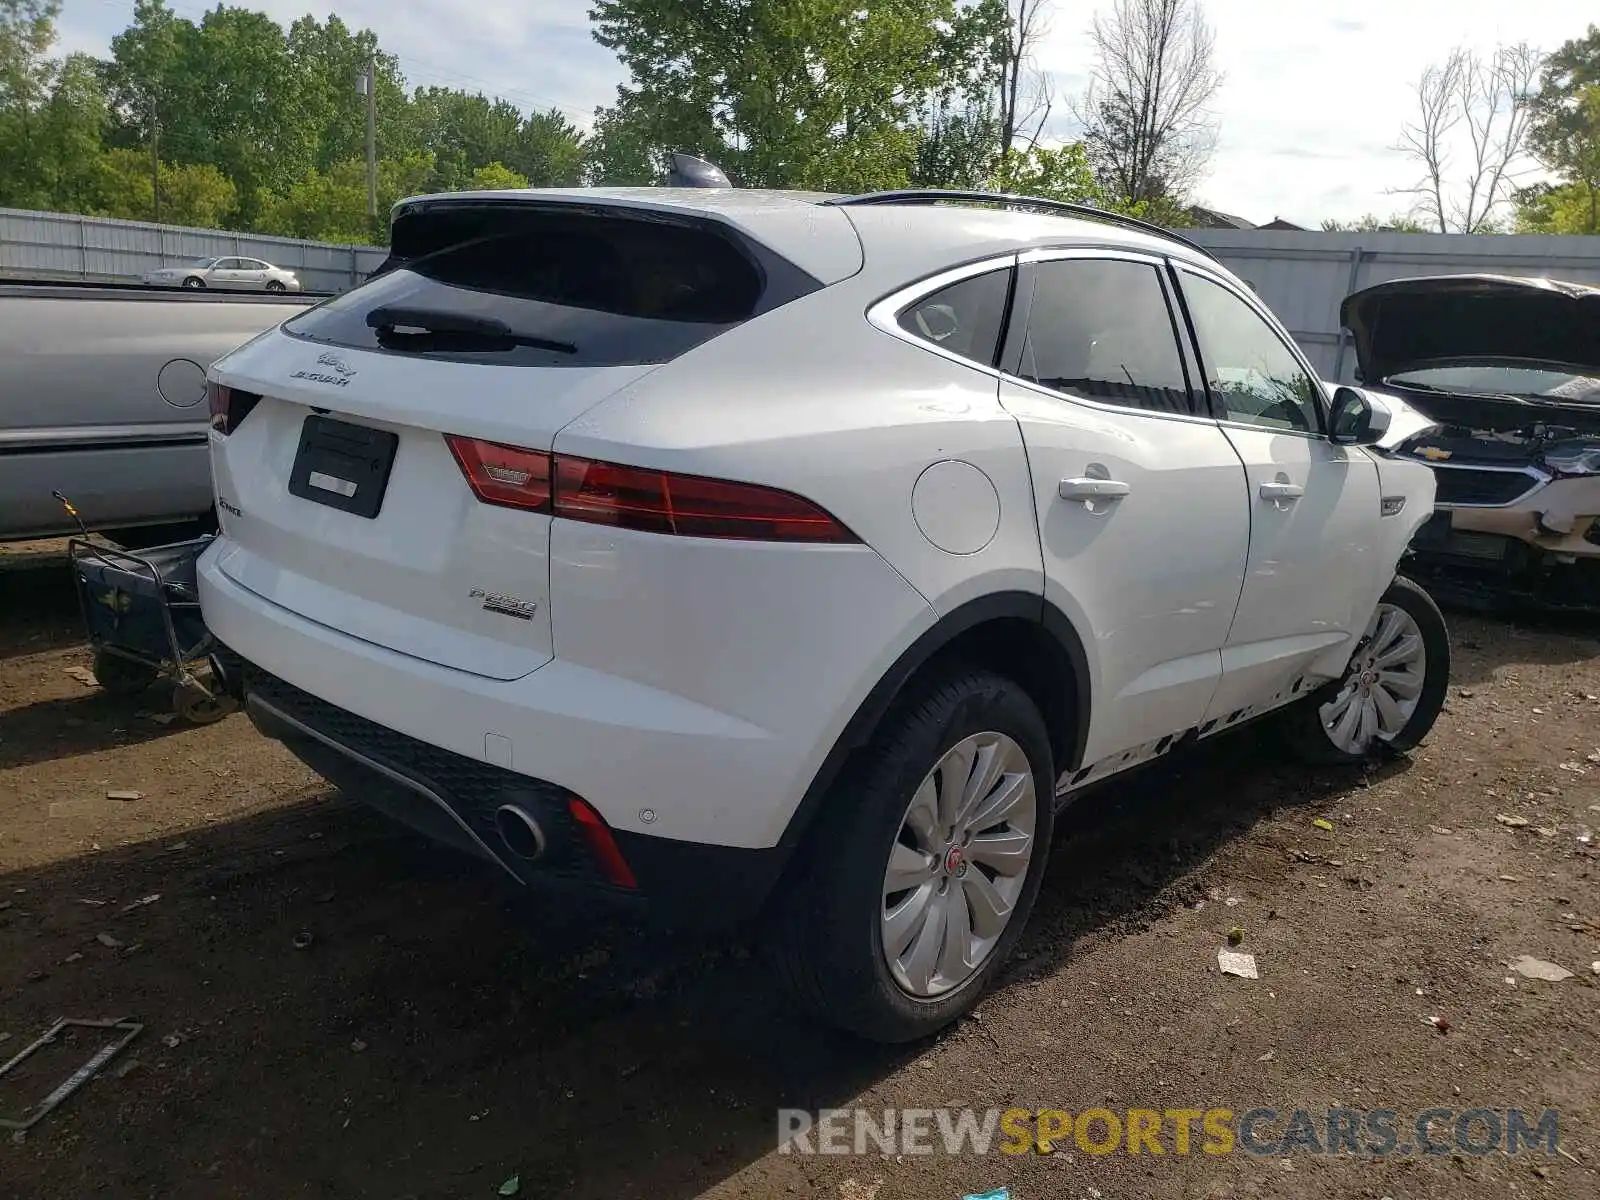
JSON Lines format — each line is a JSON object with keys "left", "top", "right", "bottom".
{"left": 1328, "top": 385, "right": 1391, "bottom": 445}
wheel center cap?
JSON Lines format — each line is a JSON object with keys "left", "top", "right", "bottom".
{"left": 1360, "top": 670, "right": 1377, "bottom": 687}
{"left": 944, "top": 845, "right": 968, "bottom": 877}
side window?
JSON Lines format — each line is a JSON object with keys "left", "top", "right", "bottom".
{"left": 1180, "top": 271, "right": 1322, "bottom": 433}
{"left": 217, "top": 258, "right": 243, "bottom": 270}
{"left": 897, "top": 269, "right": 1011, "bottom": 368}
{"left": 1011, "top": 259, "right": 1193, "bottom": 415}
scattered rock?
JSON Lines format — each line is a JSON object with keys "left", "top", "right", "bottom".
{"left": 1227, "top": 926, "right": 1244, "bottom": 945}
{"left": 162, "top": 1034, "right": 183, "bottom": 1049}
{"left": 1498, "top": 875, "right": 1521, "bottom": 882}
{"left": 1225, "top": 896, "right": 1241, "bottom": 908}
{"left": 1425, "top": 1015, "right": 1451, "bottom": 1034}
{"left": 95, "top": 932, "right": 124, "bottom": 948}
{"left": 292, "top": 931, "right": 314, "bottom": 951}
{"left": 498, "top": 1175, "right": 521, "bottom": 1197}
{"left": 1558, "top": 761, "right": 1588, "bottom": 774}
{"left": 1508, "top": 956, "right": 1574, "bottom": 983}
{"left": 351, "top": 1039, "right": 368, "bottom": 1053}
{"left": 1495, "top": 814, "right": 1531, "bottom": 828}
{"left": 64, "top": 952, "right": 84, "bottom": 963}
{"left": 64, "top": 665, "right": 98, "bottom": 687}
{"left": 106, "top": 790, "right": 144, "bottom": 802}
{"left": 120, "top": 894, "right": 161, "bottom": 913}
{"left": 1218, "top": 949, "right": 1258, "bottom": 979}
{"left": 1257, "top": 1049, "right": 1275, "bottom": 1062}
{"left": 115, "top": 1057, "right": 142, "bottom": 1080}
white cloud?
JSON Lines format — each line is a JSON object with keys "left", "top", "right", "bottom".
{"left": 55, "top": 0, "right": 1600, "bottom": 221}
{"left": 1036, "top": 0, "right": 1595, "bottom": 225}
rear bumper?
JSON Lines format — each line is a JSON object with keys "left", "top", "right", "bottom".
{"left": 223, "top": 650, "right": 788, "bottom": 925}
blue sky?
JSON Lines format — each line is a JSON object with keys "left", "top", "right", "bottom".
{"left": 57, "top": 0, "right": 1600, "bottom": 226}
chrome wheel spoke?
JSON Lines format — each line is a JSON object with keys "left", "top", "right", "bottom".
{"left": 962, "top": 868, "right": 1012, "bottom": 939}
{"left": 955, "top": 739, "right": 1006, "bottom": 828}
{"left": 937, "top": 880, "right": 976, "bottom": 981}
{"left": 900, "top": 889, "right": 949, "bottom": 994}
{"left": 1377, "top": 669, "right": 1423, "bottom": 699}
{"left": 1373, "top": 633, "right": 1422, "bottom": 671}
{"left": 1370, "top": 683, "right": 1405, "bottom": 733}
{"left": 968, "top": 828, "right": 1032, "bottom": 877}
{"left": 969, "top": 771, "right": 1029, "bottom": 834}
{"left": 904, "top": 777, "right": 940, "bottom": 845}
{"left": 884, "top": 881, "right": 936, "bottom": 959}
{"left": 935, "top": 742, "right": 975, "bottom": 829}
{"left": 884, "top": 841, "right": 937, "bottom": 895}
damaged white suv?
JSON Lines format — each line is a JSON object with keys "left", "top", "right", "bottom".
{"left": 198, "top": 184, "right": 1450, "bottom": 1042}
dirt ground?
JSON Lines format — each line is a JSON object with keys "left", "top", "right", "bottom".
{"left": 1, "top": 544, "right": 1597, "bottom": 1200}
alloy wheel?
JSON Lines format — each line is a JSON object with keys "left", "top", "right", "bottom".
{"left": 880, "top": 731, "right": 1037, "bottom": 998}
{"left": 1318, "top": 602, "right": 1428, "bottom": 755}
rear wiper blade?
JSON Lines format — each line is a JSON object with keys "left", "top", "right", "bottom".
{"left": 365, "top": 305, "right": 576, "bottom": 354}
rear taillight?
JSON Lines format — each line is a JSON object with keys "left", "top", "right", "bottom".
{"left": 445, "top": 436, "right": 551, "bottom": 511}
{"left": 206, "top": 381, "right": 261, "bottom": 435}
{"left": 444, "top": 436, "right": 857, "bottom": 544}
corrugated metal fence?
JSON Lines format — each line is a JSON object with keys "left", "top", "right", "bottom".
{"left": 3, "top": 207, "right": 1599, "bottom": 370}
{"left": 1185, "top": 228, "right": 1600, "bottom": 382}
{"left": 0, "top": 207, "right": 386, "bottom": 294}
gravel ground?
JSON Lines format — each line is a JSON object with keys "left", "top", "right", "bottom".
{"left": 1, "top": 548, "right": 1597, "bottom": 1200}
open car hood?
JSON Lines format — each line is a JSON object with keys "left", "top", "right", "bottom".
{"left": 1341, "top": 274, "right": 1600, "bottom": 385}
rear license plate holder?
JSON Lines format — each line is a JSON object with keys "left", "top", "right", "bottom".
{"left": 288, "top": 415, "right": 398, "bottom": 519}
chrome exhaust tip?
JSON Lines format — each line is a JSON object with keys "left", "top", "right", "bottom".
{"left": 494, "top": 804, "right": 548, "bottom": 862}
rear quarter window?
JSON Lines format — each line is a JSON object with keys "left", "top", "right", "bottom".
{"left": 286, "top": 210, "right": 773, "bottom": 368}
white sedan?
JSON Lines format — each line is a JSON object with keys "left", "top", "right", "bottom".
{"left": 143, "top": 256, "right": 302, "bottom": 293}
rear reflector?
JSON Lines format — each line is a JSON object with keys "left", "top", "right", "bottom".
{"left": 443, "top": 436, "right": 856, "bottom": 544}
{"left": 206, "top": 382, "right": 261, "bottom": 435}
{"left": 567, "top": 796, "right": 638, "bottom": 889}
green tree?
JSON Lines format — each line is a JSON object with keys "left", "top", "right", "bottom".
{"left": 1525, "top": 27, "right": 1600, "bottom": 234}
{"left": 989, "top": 142, "right": 1099, "bottom": 202}
{"left": 94, "top": 146, "right": 236, "bottom": 226}
{"left": 255, "top": 151, "right": 435, "bottom": 243}
{"left": 286, "top": 14, "right": 412, "bottom": 173}
{"left": 588, "top": 0, "right": 1000, "bottom": 190}
{"left": 468, "top": 160, "right": 529, "bottom": 190}
{"left": 33, "top": 53, "right": 109, "bottom": 212}
{"left": 0, "top": 0, "right": 64, "bottom": 205}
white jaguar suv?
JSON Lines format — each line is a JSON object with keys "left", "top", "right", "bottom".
{"left": 197, "top": 184, "right": 1449, "bottom": 1042}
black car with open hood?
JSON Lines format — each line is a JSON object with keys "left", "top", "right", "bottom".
{"left": 1340, "top": 274, "right": 1600, "bottom": 611}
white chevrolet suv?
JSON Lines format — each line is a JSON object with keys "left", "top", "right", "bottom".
{"left": 197, "top": 185, "right": 1449, "bottom": 1042}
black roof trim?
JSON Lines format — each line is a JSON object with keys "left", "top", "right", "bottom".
{"left": 824, "top": 189, "right": 1219, "bottom": 263}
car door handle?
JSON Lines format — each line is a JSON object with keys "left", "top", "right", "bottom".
{"left": 1059, "top": 477, "right": 1132, "bottom": 501}
{"left": 1259, "top": 481, "right": 1304, "bottom": 502}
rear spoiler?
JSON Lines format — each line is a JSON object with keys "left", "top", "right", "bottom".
{"left": 368, "top": 152, "right": 735, "bottom": 281}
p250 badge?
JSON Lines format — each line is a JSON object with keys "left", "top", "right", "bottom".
{"left": 470, "top": 588, "right": 538, "bottom": 621}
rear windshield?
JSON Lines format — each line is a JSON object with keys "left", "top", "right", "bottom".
{"left": 285, "top": 209, "right": 766, "bottom": 367}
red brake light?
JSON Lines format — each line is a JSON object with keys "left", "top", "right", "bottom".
{"left": 554, "top": 456, "right": 856, "bottom": 543}
{"left": 445, "top": 436, "right": 552, "bottom": 511}
{"left": 445, "top": 437, "right": 856, "bottom": 544}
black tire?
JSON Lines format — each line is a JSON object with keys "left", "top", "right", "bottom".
{"left": 182, "top": 276, "right": 205, "bottom": 289}
{"left": 765, "top": 668, "right": 1056, "bottom": 1043}
{"left": 92, "top": 650, "right": 160, "bottom": 698}
{"left": 265, "top": 280, "right": 286, "bottom": 293}
{"left": 1278, "top": 575, "right": 1450, "bottom": 765}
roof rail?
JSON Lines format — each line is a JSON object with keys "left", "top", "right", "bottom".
{"left": 823, "top": 189, "right": 1218, "bottom": 263}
